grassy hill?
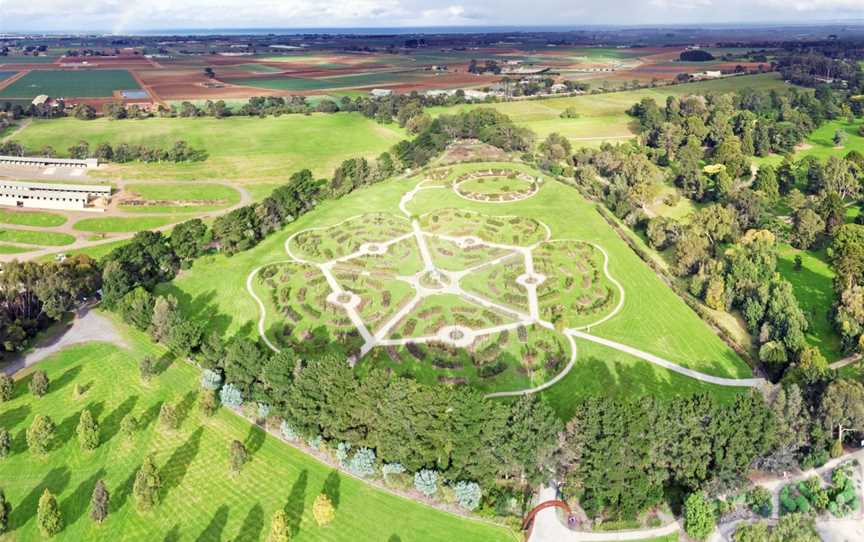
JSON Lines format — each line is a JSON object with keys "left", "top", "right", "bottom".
{"left": 9, "top": 113, "right": 404, "bottom": 184}
{"left": 0, "top": 325, "right": 512, "bottom": 541}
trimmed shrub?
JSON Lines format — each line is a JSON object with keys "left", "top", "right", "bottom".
{"left": 256, "top": 403, "right": 271, "bottom": 420}
{"left": 312, "top": 493, "right": 335, "bottom": 526}
{"left": 219, "top": 383, "right": 243, "bottom": 408}
{"left": 336, "top": 442, "right": 351, "bottom": 467}
{"left": 453, "top": 480, "right": 482, "bottom": 510}
{"left": 279, "top": 420, "right": 299, "bottom": 442}
{"left": 348, "top": 447, "right": 376, "bottom": 478}
{"left": 200, "top": 369, "right": 222, "bottom": 390}
{"left": 29, "top": 370, "right": 49, "bottom": 397}
{"left": 414, "top": 469, "right": 439, "bottom": 497}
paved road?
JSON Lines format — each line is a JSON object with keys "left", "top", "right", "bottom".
{"left": 1, "top": 306, "right": 124, "bottom": 376}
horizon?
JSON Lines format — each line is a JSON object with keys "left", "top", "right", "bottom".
{"left": 2, "top": 0, "right": 863, "bottom": 34}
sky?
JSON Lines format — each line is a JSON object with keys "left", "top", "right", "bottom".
{"left": 1, "top": 0, "right": 862, "bottom": 33}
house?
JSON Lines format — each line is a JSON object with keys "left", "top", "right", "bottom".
{"left": 550, "top": 83, "right": 568, "bottom": 93}
{"left": 31, "top": 95, "right": 50, "bottom": 107}
{"left": 370, "top": 89, "right": 393, "bottom": 98}
{"left": 0, "top": 179, "right": 110, "bottom": 212}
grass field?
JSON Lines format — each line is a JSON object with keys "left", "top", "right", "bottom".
{"left": 0, "top": 208, "right": 66, "bottom": 227}
{"left": 776, "top": 245, "right": 844, "bottom": 362}
{"left": 0, "top": 243, "right": 30, "bottom": 254}
{"left": 158, "top": 161, "right": 751, "bottom": 412}
{"left": 0, "top": 228, "right": 74, "bottom": 246}
{"left": 0, "top": 325, "right": 512, "bottom": 541}
{"left": 11, "top": 114, "right": 404, "bottom": 182}
{"left": 120, "top": 183, "right": 241, "bottom": 214}
{"left": 0, "top": 69, "right": 140, "bottom": 99}
{"left": 428, "top": 73, "right": 789, "bottom": 143}
{"left": 73, "top": 216, "right": 177, "bottom": 233}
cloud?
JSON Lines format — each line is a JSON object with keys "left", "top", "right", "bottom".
{"left": 649, "top": 0, "right": 712, "bottom": 9}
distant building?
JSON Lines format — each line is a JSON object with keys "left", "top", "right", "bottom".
{"left": 31, "top": 95, "right": 50, "bottom": 107}
{"left": 370, "top": 88, "right": 393, "bottom": 98}
{"left": 0, "top": 179, "right": 110, "bottom": 212}
{"left": 693, "top": 70, "right": 723, "bottom": 79}
{"left": 550, "top": 83, "right": 568, "bottom": 93}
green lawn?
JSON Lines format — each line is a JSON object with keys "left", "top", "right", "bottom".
{"left": 428, "top": 73, "right": 788, "bottom": 143}
{"left": 159, "top": 162, "right": 751, "bottom": 412}
{"left": 0, "top": 208, "right": 66, "bottom": 227}
{"left": 776, "top": 245, "right": 844, "bottom": 362}
{"left": 0, "top": 327, "right": 512, "bottom": 541}
{"left": 0, "top": 69, "right": 140, "bottom": 99}
{"left": 0, "top": 243, "right": 30, "bottom": 254}
{"left": 73, "top": 216, "right": 176, "bottom": 233}
{"left": 120, "top": 183, "right": 241, "bottom": 214}
{"left": 0, "top": 228, "right": 74, "bottom": 246}
{"left": 11, "top": 114, "right": 404, "bottom": 182}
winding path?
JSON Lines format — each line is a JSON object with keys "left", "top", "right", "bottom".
{"left": 247, "top": 176, "right": 766, "bottom": 397}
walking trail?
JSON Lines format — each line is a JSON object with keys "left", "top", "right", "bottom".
{"left": 247, "top": 177, "right": 767, "bottom": 397}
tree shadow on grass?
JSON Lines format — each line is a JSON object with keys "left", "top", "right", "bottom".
{"left": 51, "top": 364, "right": 83, "bottom": 394}
{"left": 162, "top": 524, "right": 181, "bottom": 542}
{"left": 111, "top": 466, "right": 137, "bottom": 513}
{"left": 61, "top": 468, "right": 106, "bottom": 527}
{"left": 153, "top": 351, "right": 175, "bottom": 377}
{"left": 388, "top": 536, "right": 403, "bottom": 542}
{"left": 11, "top": 466, "right": 70, "bottom": 530}
{"left": 160, "top": 426, "right": 204, "bottom": 497}
{"left": 0, "top": 404, "right": 29, "bottom": 431}
{"left": 139, "top": 399, "right": 164, "bottom": 431}
{"left": 174, "top": 390, "right": 197, "bottom": 429}
{"left": 101, "top": 394, "right": 138, "bottom": 443}
{"left": 159, "top": 287, "right": 234, "bottom": 338}
{"left": 285, "top": 470, "right": 308, "bottom": 536}
{"left": 323, "top": 470, "right": 341, "bottom": 509}
{"left": 244, "top": 423, "right": 266, "bottom": 457}
{"left": 195, "top": 504, "right": 229, "bottom": 542}
{"left": 235, "top": 502, "right": 264, "bottom": 542}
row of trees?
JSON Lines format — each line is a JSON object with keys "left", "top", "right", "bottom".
{"left": 0, "top": 257, "right": 100, "bottom": 355}
{"left": 0, "top": 138, "right": 207, "bottom": 164}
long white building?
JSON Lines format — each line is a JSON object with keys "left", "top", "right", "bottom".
{"left": 0, "top": 180, "right": 111, "bottom": 212}
{"left": 0, "top": 155, "right": 98, "bottom": 169}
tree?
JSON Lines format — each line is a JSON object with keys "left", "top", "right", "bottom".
{"left": 266, "top": 509, "right": 290, "bottom": 542}
{"left": 149, "top": 295, "right": 178, "bottom": 344}
{"left": 684, "top": 491, "right": 716, "bottom": 541}
{"left": 819, "top": 379, "right": 864, "bottom": 443}
{"left": 139, "top": 356, "right": 157, "bottom": 382}
{"left": 312, "top": 493, "right": 335, "bottom": 526}
{"left": 89, "top": 480, "right": 110, "bottom": 524}
{"left": 170, "top": 219, "right": 208, "bottom": 264}
{"left": 121, "top": 415, "right": 138, "bottom": 438}
{"left": 133, "top": 455, "right": 161, "bottom": 510}
{"left": 0, "top": 488, "right": 9, "bottom": 534}
{"left": 76, "top": 408, "right": 100, "bottom": 451}
{"left": 37, "top": 488, "right": 62, "bottom": 537}
{"left": 833, "top": 129, "right": 847, "bottom": 147}
{"left": 0, "top": 429, "right": 10, "bottom": 458}
{"left": 793, "top": 208, "right": 825, "bottom": 250}
{"left": 200, "top": 389, "right": 219, "bottom": 417}
{"left": 0, "top": 374, "right": 12, "bottom": 401}
{"left": 229, "top": 440, "right": 247, "bottom": 474}
{"left": 159, "top": 402, "right": 179, "bottom": 430}
{"left": 754, "top": 165, "right": 779, "bottom": 202}
{"left": 29, "top": 370, "right": 49, "bottom": 397}
{"left": 27, "top": 414, "right": 55, "bottom": 455}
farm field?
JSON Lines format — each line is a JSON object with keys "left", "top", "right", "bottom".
{"left": 9, "top": 113, "right": 405, "bottom": 182}
{"left": 0, "top": 69, "right": 140, "bottom": 99}
{"left": 119, "top": 183, "right": 242, "bottom": 214}
{"left": 428, "top": 73, "right": 789, "bottom": 143}
{"left": 0, "top": 327, "right": 511, "bottom": 542}
{"left": 160, "top": 160, "right": 752, "bottom": 411}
